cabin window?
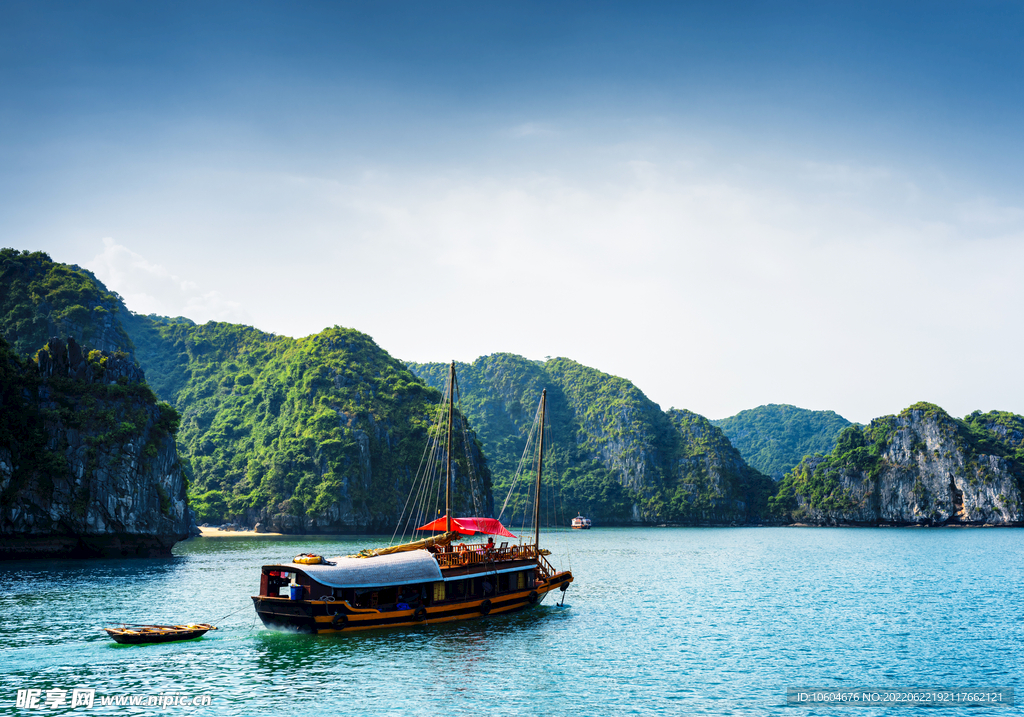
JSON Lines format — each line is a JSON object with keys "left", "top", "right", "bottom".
{"left": 433, "top": 582, "right": 445, "bottom": 602}
{"left": 517, "top": 571, "right": 526, "bottom": 590}
{"left": 497, "top": 573, "right": 509, "bottom": 593}
{"left": 378, "top": 587, "right": 397, "bottom": 608}
{"left": 395, "top": 586, "right": 420, "bottom": 608}
{"left": 447, "top": 580, "right": 465, "bottom": 600}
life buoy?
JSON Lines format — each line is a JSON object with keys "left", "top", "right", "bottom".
{"left": 457, "top": 544, "right": 467, "bottom": 552}
{"left": 527, "top": 590, "right": 539, "bottom": 604}
{"left": 479, "top": 599, "right": 492, "bottom": 616}
{"left": 331, "top": 612, "right": 348, "bottom": 628}
{"left": 414, "top": 606, "right": 428, "bottom": 622}
{"left": 294, "top": 554, "right": 323, "bottom": 565}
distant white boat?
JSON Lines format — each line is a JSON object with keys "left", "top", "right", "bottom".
{"left": 571, "top": 514, "right": 591, "bottom": 530}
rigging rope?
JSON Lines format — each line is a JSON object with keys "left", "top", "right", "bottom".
{"left": 390, "top": 377, "right": 450, "bottom": 545}
{"left": 496, "top": 398, "right": 544, "bottom": 545}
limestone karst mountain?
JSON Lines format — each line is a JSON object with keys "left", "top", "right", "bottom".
{"left": 410, "top": 354, "right": 777, "bottom": 525}
{"left": 4, "top": 248, "right": 1024, "bottom": 541}
{"left": 771, "top": 403, "right": 1024, "bottom": 525}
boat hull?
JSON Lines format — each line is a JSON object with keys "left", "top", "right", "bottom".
{"left": 252, "top": 571, "right": 572, "bottom": 634}
{"left": 104, "top": 626, "right": 214, "bottom": 645}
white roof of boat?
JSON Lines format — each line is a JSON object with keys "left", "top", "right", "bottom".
{"left": 280, "top": 549, "right": 443, "bottom": 588}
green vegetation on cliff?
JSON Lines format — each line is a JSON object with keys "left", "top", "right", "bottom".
{"left": 711, "top": 404, "right": 852, "bottom": 479}
{"left": 0, "top": 250, "right": 793, "bottom": 530}
{"left": 0, "top": 249, "right": 133, "bottom": 356}
{"left": 117, "top": 310, "right": 196, "bottom": 402}
{"left": 964, "top": 410, "right": 1024, "bottom": 464}
{"left": 412, "top": 354, "right": 635, "bottom": 526}
{"left": 664, "top": 409, "right": 776, "bottom": 523}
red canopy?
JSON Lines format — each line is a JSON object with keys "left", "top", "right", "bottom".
{"left": 416, "top": 516, "right": 516, "bottom": 538}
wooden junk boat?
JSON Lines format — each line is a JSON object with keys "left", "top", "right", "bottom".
{"left": 252, "top": 363, "right": 573, "bottom": 634}
{"left": 103, "top": 623, "right": 217, "bottom": 645}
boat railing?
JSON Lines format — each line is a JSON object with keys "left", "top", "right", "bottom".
{"left": 436, "top": 543, "right": 540, "bottom": 568}
{"left": 536, "top": 552, "right": 556, "bottom": 579}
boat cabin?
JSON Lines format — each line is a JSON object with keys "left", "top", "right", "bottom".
{"left": 253, "top": 540, "right": 568, "bottom": 632}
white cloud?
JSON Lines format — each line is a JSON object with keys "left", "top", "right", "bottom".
{"left": 310, "top": 153, "right": 1024, "bottom": 423}
{"left": 88, "top": 237, "right": 250, "bottom": 324}
{"left": 63, "top": 143, "right": 1024, "bottom": 424}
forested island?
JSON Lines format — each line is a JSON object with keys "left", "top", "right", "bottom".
{"left": 2, "top": 248, "right": 1022, "bottom": 558}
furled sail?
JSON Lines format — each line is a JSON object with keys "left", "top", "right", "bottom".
{"left": 348, "top": 530, "right": 459, "bottom": 558}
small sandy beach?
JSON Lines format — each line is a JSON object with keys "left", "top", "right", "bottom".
{"left": 198, "top": 526, "right": 283, "bottom": 537}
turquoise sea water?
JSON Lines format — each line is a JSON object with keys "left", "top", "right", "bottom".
{"left": 2, "top": 528, "right": 1022, "bottom": 715}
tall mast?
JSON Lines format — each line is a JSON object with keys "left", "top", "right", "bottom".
{"left": 533, "top": 389, "right": 546, "bottom": 548}
{"left": 445, "top": 361, "right": 454, "bottom": 534}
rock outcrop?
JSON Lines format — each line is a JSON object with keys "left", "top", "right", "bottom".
{"left": 774, "top": 403, "right": 1024, "bottom": 526}
{"left": 0, "top": 337, "right": 195, "bottom": 559}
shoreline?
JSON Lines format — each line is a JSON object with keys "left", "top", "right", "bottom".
{"left": 198, "top": 526, "right": 283, "bottom": 537}
{"left": 196, "top": 523, "right": 1021, "bottom": 537}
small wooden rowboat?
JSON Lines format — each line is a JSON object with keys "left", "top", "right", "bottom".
{"left": 102, "top": 623, "right": 217, "bottom": 645}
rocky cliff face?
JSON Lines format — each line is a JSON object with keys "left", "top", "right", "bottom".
{"left": 775, "top": 403, "right": 1024, "bottom": 526}
{"left": 0, "top": 337, "right": 195, "bottom": 559}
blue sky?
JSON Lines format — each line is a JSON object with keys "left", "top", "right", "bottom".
{"left": 2, "top": 1, "right": 1023, "bottom": 423}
